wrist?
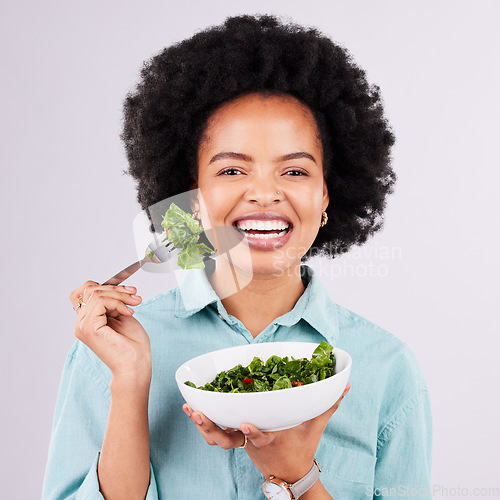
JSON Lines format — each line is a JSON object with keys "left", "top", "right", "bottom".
{"left": 300, "top": 480, "right": 331, "bottom": 500}
{"left": 261, "top": 459, "right": 324, "bottom": 500}
{"left": 260, "top": 457, "right": 315, "bottom": 485}
{"left": 111, "top": 373, "right": 151, "bottom": 396}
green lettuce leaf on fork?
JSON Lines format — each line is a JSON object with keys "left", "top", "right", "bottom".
{"left": 145, "top": 203, "right": 217, "bottom": 269}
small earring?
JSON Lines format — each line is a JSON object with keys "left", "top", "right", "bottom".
{"left": 320, "top": 210, "right": 328, "bottom": 228}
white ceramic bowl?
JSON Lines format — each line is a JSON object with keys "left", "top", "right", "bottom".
{"left": 175, "top": 342, "right": 352, "bottom": 432}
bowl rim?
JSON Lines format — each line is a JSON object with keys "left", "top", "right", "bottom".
{"left": 175, "top": 342, "right": 352, "bottom": 396}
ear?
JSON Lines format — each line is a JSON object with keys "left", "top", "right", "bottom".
{"left": 189, "top": 177, "right": 198, "bottom": 190}
{"left": 322, "top": 179, "right": 329, "bottom": 212}
{"left": 189, "top": 178, "right": 199, "bottom": 213}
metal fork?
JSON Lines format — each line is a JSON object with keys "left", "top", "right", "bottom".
{"left": 102, "top": 241, "right": 175, "bottom": 286}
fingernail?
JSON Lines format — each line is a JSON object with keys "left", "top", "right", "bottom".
{"left": 131, "top": 295, "right": 141, "bottom": 300}
{"left": 124, "top": 286, "right": 135, "bottom": 292}
{"left": 183, "top": 405, "right": 191, "bottom": 417}
{"left": 241, "top": 426, "right": 250, "bottom": 435}
{"left": 194, "top": 414, "right": 202, "bottom": 425}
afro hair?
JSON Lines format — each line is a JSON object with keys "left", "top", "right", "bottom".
{"left": 121, "top": 14, "right": 396, "bottom": 259}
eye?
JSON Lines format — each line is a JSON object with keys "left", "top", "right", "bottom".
{"left": 284, "top": 169, "right": 308, "bottom": 176}
{"left": 219, "top": 168, "right": 242, "bottom": 176}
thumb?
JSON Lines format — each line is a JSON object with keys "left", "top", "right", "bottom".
{"left": 240, "top": 423, "right": 275, "bottom": 449}
{"left": 313, "top": 382, "right": 351, "bottom": 427}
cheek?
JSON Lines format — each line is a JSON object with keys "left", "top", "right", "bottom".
{"left": 198, "top": 183, "right": 236, "bottom": 223}
{"left": 292, "top": 187, "right": 324, "bottom": 217}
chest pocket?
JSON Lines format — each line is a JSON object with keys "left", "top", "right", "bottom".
{"left": 316, "top": 442, "right": 377, "bottom": 498}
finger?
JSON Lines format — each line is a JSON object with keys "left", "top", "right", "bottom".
{"left": 70, "top": 281, "right": 99, "bottom": 310}
{"left": 76, "top": 289, "right": 142, "bottom": 322}
{"left": 83, "top": 286, "right": 140, "bottom": 305}
{"left": 325, "top": 382, "right": 351, "bottom": 416}
{"left": 239, "top": 423, "right": 275, "bottom": 449}
{"left": 310, "top": 383, "right": 352, "bottom": 429}
{"left": 69, "top": 280, "right": 99, "bottom": 304}
{"left": 76, "top": 296, "right": 136, "bottom": 341}
{"left": 91, "top": 295, "right": 137, "bottom": 319}
{"left": 84, "top": 288, "right": 142, "bottom": 308}
{"left": 335, "top": 382, "right": 351, "bottom": 408}
{"left": 186, "top": 411, "right": 239, "bottom": 433}
{"left": 70, "top": 282, "right": 137, "bottom": 309}
{"left": 184, "top": 407, "right": 245, "bottom": 450}
{"left": 182, "top": 405, "right": 217, "bottom": 445}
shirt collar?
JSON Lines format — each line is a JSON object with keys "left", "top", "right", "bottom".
{"left": 174, "top": 261, "right": 339, "bottom": 346}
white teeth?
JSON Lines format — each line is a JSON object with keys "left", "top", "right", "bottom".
{"left": 236, "top": 219, "right": 290, "bottom": 231}
{"left": 263, "top": 220, "right": 277, "bottom": 230}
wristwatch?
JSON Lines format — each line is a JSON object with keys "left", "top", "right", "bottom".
{"left": 261, "top": 459, "right": 321, "bottom": 499}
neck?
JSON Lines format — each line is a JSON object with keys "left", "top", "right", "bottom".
{"left": 207, "top": 257, "right": 307, "bottom": 338}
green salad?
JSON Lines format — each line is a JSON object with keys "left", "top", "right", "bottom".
{"left": 184, "top": 341, "right": 336, "bottom": 393}
{"left": 146, "top": 203, "right": 216, "bottom": 269}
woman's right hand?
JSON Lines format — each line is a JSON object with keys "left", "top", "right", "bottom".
{"left": 70, "top": 281, "right": 152, "bottom": 386}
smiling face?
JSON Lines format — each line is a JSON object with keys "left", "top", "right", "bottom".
{"left": 192, "top": 92, "right": 329, "bottom": 277}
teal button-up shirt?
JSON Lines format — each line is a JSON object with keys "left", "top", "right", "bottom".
{"left": 42, "top": 263, "right": 433, "bottom": 499}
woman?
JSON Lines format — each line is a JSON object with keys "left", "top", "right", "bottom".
{"left": 42, "top": 14, "right": 432, "bottom": 499}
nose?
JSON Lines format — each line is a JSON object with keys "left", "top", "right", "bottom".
{"left": 244, "top": 174, "right": 283, "bottom": 206}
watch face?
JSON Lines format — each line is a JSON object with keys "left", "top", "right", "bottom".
{"left": 261, "top": 481, "right": 290, "bottom": 500}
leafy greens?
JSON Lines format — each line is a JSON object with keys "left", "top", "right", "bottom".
{"left": 146, "top": 203, "right": 216, "bottom": 269}
{"left": 184, "top": 341, "right": 336, "bottom": 393}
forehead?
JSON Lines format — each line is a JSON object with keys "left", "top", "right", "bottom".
{"left": 199, "top": 93, "right": 322, "bottom": 151}
{"left": 213, "top": 92, "right": 316, "bottom": 121}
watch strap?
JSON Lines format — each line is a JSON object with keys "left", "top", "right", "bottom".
{"left": 289, "top": 459, "right": 321, "bottom": 499}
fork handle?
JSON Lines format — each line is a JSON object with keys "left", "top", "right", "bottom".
{"left": 102, "top": 250, "right": 212, "bottom": 286}
{"left": 102, "top": 259, "right": 146, "bottom": 286}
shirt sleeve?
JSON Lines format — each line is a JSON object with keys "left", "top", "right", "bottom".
{"left": 373, "top": 388, "right": 433, "bottom": 499}
{"left": 41, "top": 341, "right": 159, "bottom": 499}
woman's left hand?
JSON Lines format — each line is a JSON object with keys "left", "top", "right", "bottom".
{"left": 182, "top": 383, "right": 351, "bottom": 483}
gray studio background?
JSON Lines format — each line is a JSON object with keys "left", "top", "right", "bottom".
{"left": 1, "top": 1, "right": 499, "bottom": 498}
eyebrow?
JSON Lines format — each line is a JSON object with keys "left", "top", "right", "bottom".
{"left": 208, "top": 151, "right": 317, "bottom": 165}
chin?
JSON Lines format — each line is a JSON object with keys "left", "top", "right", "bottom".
{"left": 229, "top": 251, "right": 303, "bottom": 279}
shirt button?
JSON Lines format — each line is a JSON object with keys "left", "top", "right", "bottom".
{"left": 218, "top": 312, "right": 225, "bottom": 321}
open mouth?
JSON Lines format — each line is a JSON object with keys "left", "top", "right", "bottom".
{"left": 233, "top": 220, "right": 292, "bottom": 240}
